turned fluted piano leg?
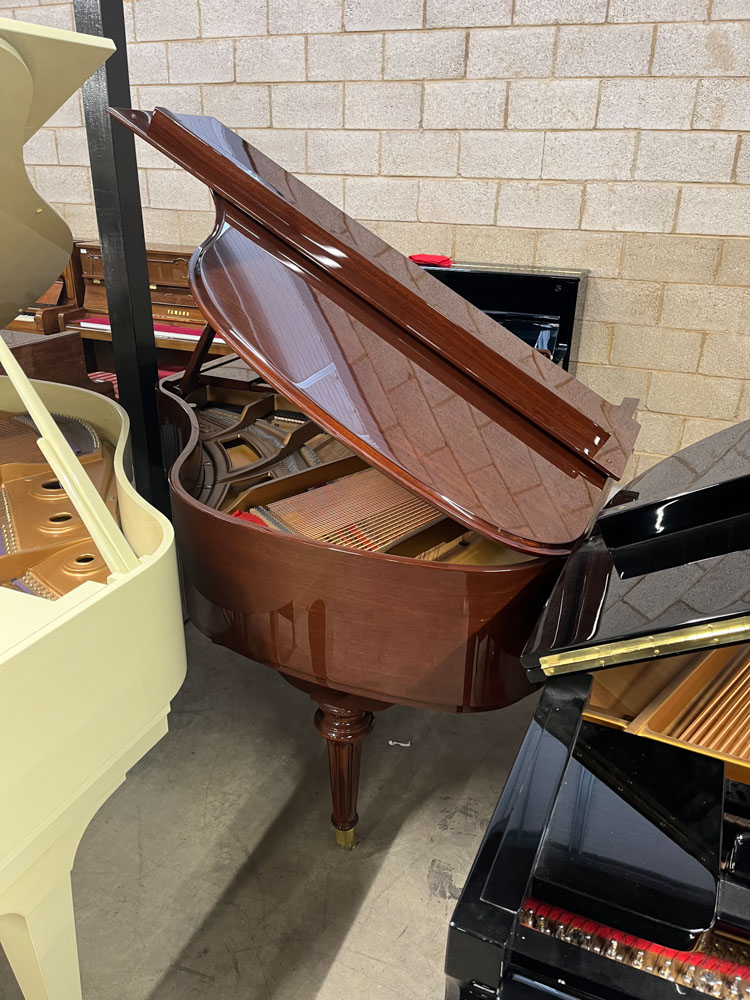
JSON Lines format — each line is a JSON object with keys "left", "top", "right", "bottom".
{"left": 314, "top": 703, "right": 375, "bottom": 849}
{"left": 0, "top": 876, "right": 81, "bottom": 1000}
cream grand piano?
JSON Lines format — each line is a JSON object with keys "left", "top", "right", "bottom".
{"left": 0, "top": 17, "right": 187, "bottom": 1000}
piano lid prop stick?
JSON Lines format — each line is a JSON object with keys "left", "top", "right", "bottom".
{"left": 0, "top": 338, "right": 139, "bottom": 575}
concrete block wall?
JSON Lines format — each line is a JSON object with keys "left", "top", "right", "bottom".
{"left": 7, "top": 0, "right": 750, "bottom": 475}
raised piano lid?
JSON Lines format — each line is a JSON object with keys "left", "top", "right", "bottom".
{"left": 111, "top": 106, "right": 640, "bottom": 556}
{"left": 523, "top": 420, "right": 750, "bottom": 678}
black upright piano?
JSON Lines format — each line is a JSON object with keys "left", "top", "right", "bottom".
{"left": 446, "top": 421, "right": 750, "bottom": 1000}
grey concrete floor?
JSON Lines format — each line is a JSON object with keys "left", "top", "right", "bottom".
{"left": 1, "top": 625, "right": 537, "bottom": 1000}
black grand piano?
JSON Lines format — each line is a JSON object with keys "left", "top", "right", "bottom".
{"left": 446, "top": 420, "right": 750, "bottom": 1000}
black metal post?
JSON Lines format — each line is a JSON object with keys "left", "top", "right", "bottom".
{"left": 72, "top": 0, "right": 169, "bottom": 514}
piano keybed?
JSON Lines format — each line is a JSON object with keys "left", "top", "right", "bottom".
{"left": 0, "top": 410, "right": 116, "bottom": 598}
{"left": 520, "top": 898, "right": 750, "bottom": 998}
{"left": 186, "top": 386, "right": 535, "bottom": 567}
{"left": 585, "top": 647, "right": 750, "bottom": 782}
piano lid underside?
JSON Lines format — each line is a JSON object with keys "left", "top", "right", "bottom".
{"left": 111, "top": 106, "right": 640, "bottom": 486}
{"left": 188, "top": 206, "right": 606, "bottom": 556}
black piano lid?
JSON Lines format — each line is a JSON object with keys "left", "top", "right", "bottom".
{"left": 522, "top": 421, "right": 750, "bottom": 680}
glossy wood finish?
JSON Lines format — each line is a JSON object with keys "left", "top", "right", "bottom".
{"left": 4, "top": 258, "right": 82, "bottom": 334}
{"left": 71, "top": 241, "right": 231, "bottom": 372}
{"left": 314, "top": 703, "right": 375, "bottom": 843}
{"left": 113, "top": 104, "right": 642, "bottom": 840}
{"left": 1, "top": 329, "right": 115, "bottom": 397}
{"left": 161, "top": 377, "right": 550, "bottom": 838}
{"left": 189, "top": 200, "right": 609, "bottom": 555}
{"left": 163, "top": 363, "right": 548, "bottom": 710}
{"left": 112, "top": 109, "right": 639, "bottom": 480}
{"left": 76, "top": 241, "right": 206, "bottom": 329}
{"left": 5, "top": 242, "right": 231, "bottom": 376}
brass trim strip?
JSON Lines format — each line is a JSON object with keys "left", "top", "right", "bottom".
{"left": 539, "top": 616, "right": 750, "bottom": 676}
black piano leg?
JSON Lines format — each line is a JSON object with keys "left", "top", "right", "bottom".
{"left": 314, "top": 704, "right": 375, "bottom": 849}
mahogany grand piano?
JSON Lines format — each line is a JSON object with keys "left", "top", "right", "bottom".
{"left": 110, "top": 106, "right": 640, "bottom": 848}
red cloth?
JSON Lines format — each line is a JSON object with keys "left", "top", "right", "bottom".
{"left": 232, "top": 510, "right": 268, "bottom": 527}
{"left": 409, "top": 253, "right": 452, "bottom": 267}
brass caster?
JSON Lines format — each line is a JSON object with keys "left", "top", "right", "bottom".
{"left": 335, "top": 827, "right": 356, "bottom": 850}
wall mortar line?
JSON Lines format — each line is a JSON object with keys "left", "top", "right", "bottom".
{"left": 13, "top": 0, "right": 750, "bottom": 464}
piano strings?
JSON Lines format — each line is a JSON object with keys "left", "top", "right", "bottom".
{"left": 246, "top": 468, "right": 443, "bottom": 552}
{"left": 674, "top": 661, "right": 750, "bottom": 758}
{"left": 195, "top": 391, "right": 535, "bottom": 567}
{"left": 0, "top": 410, "right": 98, "bottom": 464}
{"left": 585, "top": 651, "right": 750, "bottom": 783}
